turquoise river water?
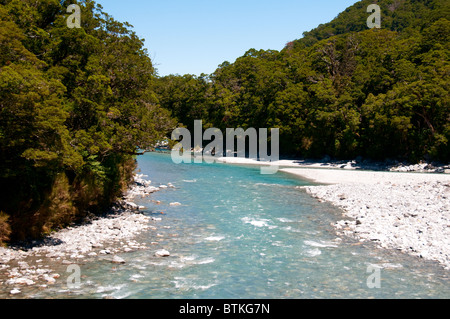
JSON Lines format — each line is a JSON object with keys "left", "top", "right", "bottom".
{"left": 4, "top": 152, "right": 450, "bottom": 298}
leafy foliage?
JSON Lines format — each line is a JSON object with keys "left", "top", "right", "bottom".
{"left": 156, "top": 0, "right": 449, "bottom": 162}
{"left": 0, "top": 0, "right": 175, "bottom": 242}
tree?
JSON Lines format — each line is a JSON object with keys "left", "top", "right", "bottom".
{"left": 0, "top": 0, "right": 175, "bottom": 242}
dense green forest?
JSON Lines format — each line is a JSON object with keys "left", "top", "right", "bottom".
{"left": 155, "top": 0, "right": 449, "bottom": 161}
{"left": 0, "top": 0, "right": 174, "bottom": 243}
{"left": 0, "top": 0, "right": 449, "bottom": 244}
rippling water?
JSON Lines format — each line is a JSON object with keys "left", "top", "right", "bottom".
{"left": 6, "top": 152, "right": 450, "bottom": 299}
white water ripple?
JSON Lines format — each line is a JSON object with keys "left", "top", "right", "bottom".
{"left": 304, "top": 240, "right": 339, "bottom": 248}
{"left": 242, "top": 217, "right": 277, "bottom": 229}
{"left": 205, "top": 236, "right": 225, "bottom": 242}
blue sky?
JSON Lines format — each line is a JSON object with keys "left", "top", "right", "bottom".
{"left": 95, "top": 0, "right": 360, "bottom": 76}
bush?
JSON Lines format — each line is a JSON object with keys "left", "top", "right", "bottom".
{"left": 0, "top": 212, "right": 12, "bottom": 245}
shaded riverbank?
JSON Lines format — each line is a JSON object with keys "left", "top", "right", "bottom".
{"left": 0, "top": 174, "right": 163, "bottom": 296}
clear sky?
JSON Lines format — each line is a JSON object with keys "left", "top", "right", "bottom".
{"left": 95, "top": 0, "right": 360, "bottom": 76}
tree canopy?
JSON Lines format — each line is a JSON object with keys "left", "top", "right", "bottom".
{"left": 0, "top": 0, "right": 448, "bottom": 243}
{"left": 0, "top": 0, "right": 175, "bottom": 242}
{"left": 155, "top": 0, "right": 449, "bottom": 162}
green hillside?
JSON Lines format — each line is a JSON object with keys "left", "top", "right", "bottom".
{"left": 0, "top": 0, "right": 174, "bottom": 243}
{"left": 298, "top": 0, "right": 450, "bottom": 47}
{"left": 0, "top": 0, "right": 448, "bottom": 244}
{"left": 156, "top": 0, "right": 449, "bottom": 161}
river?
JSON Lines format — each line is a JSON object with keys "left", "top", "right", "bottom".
{"left": 3, "top": 152, "right": 450, "bottom": 298}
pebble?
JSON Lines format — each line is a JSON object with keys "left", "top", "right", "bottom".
{"left": 10, "top": 289, "right": 21, "bottom": 295}
{"left": 154, "top": 249, "right": 170, "bottom": 257}
{"left": 7, "top": 278, "right": 34, "bottom": 286}
{"left": 43, "top": 275, "right": 56, "bottom": 284}
{"left": 112, "top": 256, "right": 126, "bottom": 264}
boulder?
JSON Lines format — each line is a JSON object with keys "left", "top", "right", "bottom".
{"left": 112, "top": 256, "right": 126, "bottom": 264}
{"left": 10, "top": 289, "right": 21, "bottom": 295}
{"left": 154, "top": 249, "right": 170, "bottom": 257}
{"left": 43, "top": 274, "right": 56, "bottom": 284}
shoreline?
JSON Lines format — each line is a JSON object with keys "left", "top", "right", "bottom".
{"left": 216, "top": 156, "right": 450, "bottom": 173}
{"left": 282, "top": 168, "right": 450, "bottom": 270}
{"left": 0, "top": 174, "right": 164, "bottom": 296}
{"left": 216, "top": 156, "right": 450, "bottom": 270}
{"left": 2, "top": 155, "right": 449, "bottom": 296}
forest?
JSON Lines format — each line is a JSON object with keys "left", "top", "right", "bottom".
{"left": 0, "top": 0, "right": 449, "bottom": 243}
{"left": 155, "top": 0, "right": 449, "bottom": 161}
{"left": 0, "top": 0, "right": 174, "bottom": 242}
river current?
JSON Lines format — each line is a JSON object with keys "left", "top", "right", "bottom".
{"left": 5, "top": 152, "right": 450, "bottom": 298}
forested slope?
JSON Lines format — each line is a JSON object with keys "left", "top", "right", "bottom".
{"left": 156, "top": 0, "right": 449, "bottom": 162}
{"left": 0, "top": 0, "right": 174, "bottom": 243}
{"left": 1, "top": 0, "right": 448, "bottom": 244}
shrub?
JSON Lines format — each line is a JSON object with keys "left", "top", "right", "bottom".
{"left": 0, "top": 212, "right": 12, "bottom": 245}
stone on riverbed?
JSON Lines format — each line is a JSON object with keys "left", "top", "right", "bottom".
{"left": 6, "top": 277, "right": 35, "bottom": 286}
{"left": 112, "top": 256, "right": 126, "bottom": 264}
{"left": 154, "top": 249, "right": 170, "bottom": 257}
{"left": 42, "top": 274, "right": 56, "bottom": 284}
{"left": 169, "top": 202, "right": 181, "bottom": 207}
{"left": 10, "top": 289, "right": 21, "bottom": 295}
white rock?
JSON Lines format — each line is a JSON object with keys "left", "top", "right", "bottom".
{"left": 15, "top": 278, "right": 35, "bottom": 286}
{"left": 154, "top": 249, "right": 170, "bottom": 257}
{"left": 112, "top": 256, "right": 126, "bottom": 264}
{"left": 43, "top": 275, "right": 56, "bottom": 284}
{"left": 170, "top": 202, "right": 182, "bottom": 207}
{"left": 10, "top": 289, "right": 21, "bottom": 295}
{"left": 18, "top": 261, "right": 29, "bottom": 269}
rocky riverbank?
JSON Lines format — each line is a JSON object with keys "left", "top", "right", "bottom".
{"left": 218, "top": 156, "right": 450, "bottom": 269}
{"left": 0, "top": 174, "right": 167, "bottom": 296}
{"left": 281, "top": 168, "right": 450, "bottom": 270}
